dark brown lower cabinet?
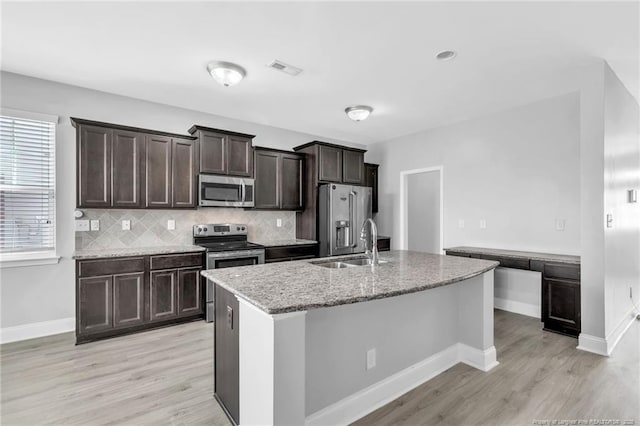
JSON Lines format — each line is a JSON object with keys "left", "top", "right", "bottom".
{"left": 215, "top": 284, "right": 240, "bottom": 425}
{"left": 150, "top": 270, "right": 178, "bottom": 321}
{"left": 78, "top": 276, "right": 113, "bottom": 334}
{"left": 113, "top": 273, "right": 145, "bottom": 328}
{"left": 542, "top": 277, "right": 581, "bottom": 337}
{"left": 76, "top": 253, "right": 203, "bottom": 344}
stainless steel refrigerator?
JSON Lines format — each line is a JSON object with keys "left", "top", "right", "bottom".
{"left": 318, "top": 183, "right": 372, "bottom": 257}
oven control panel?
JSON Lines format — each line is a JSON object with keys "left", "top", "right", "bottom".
{"left": 193, "top": 223, "right": 247, "bottom": 237}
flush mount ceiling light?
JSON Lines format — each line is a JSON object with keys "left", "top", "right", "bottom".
{"left": 345, "top": 105, "right": 373, "bottom": 122}
{"left": 207, "top": 61, "right": 246, "bottom": 87}
{"left": 436, "top": 50, "right": 457, "bottom": 61}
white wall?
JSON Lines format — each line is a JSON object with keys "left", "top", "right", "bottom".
{"left": 407, "top": 170, "right": 441, "bottom": 253}
{"left": 367, "top": 91, "right": 581, "bottom": 255}
{"left": 603, "top": 63, "right": 640, "bottom": 346}
{"left": 0, "top": 71, "right": 361, "bottom": 336}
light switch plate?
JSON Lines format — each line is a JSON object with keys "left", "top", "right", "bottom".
{"left": 555, "top": 219, "right": 565, "bottom": 231}
{"left": 606, "top": 214, "right": 613, "bottom": 228}
{"left": 458, "top": 219, "right": 465, "bottom": 229}
{"left": 479, "top": 219, "right": 487, "bottom": 229}
{"left": 122, "top": 220, "right": 131, "bottom": 231}
{"left": 75, "top": 220, "right": 90, "bottom": 232}
{"left": 276, "top": 218, "right": 282, "bottom": 228}
{"left": 167, "top": 219, "right": 175, "bottom": 230}
{"left": 90, "top": 220, "right": 100, "bottom": 231}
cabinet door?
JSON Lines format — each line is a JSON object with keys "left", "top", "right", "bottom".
{"left": 78, "top": 275, "right": 113, "bottom": 334}
{"left": 342, "top": 150, "right": 364, "bottom": 184}
{"left": 78, "top": 125, "right": 112, "bottom": 207}
{"left": 227, "top": 135, "right": 253, "bottom": 177}
{"left": 215, "top": 284, "right": 240, "bottom": 425}
{"left": 543, "top": 277, "right": 580, "bottom": 337}
{"left": 177, "top": 267, "right": 202, "bottom": 316}
{"left": 199, "top": 131, "right": 226, "bottom": 174}
{"left": 280, "top": 153, "right": 303, "bottom": 210}
{"left": 150, "top": 270, "right": 177, "bottom": 321}
{"left": 254, "top": 150, "right": 280, "bottom": 209}
{"left": 113, "top": 272, "right": 145, "bottom": 328}
{"left": 364, "top": 163, "right": 379, "bottom": 213}
{"left": 112, "top": 130, "right": 144, "bottom": 208}
{"left": 172, "top": 138, "right": 197, "bottom": 208}
{"left": 145, "top": 135, "right": 172, "bottom": 208}
{"left": 318, "top": 145, "right": 342, "bottom": 182}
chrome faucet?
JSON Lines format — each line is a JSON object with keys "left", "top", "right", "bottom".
{"left": 360, "top": 218, "right": 379, "bottom": 265}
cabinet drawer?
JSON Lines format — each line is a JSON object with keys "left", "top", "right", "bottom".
{"left": 480, "top": 254, "right": 530, "bottom": 270}
{"left": 265, "top": 244, "right": 318, "bottom": 262}
{"left": 78, "top": 257, "right": 145, "bottom": 277}
{"left": 150, "top": 253, "right": 203, "bottom": 270}
{"left": 541, "top": 262, "right": 580, "bottom": 280}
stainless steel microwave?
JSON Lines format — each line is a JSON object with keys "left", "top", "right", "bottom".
{"left": 199, "top": 175, "right": 255, "bottom": 207}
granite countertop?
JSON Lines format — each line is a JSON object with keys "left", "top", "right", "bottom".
{"left": 73, "top": 245, "right": 206, "bottom": 260}
{"left": 202, "top": 250, "right": 498, "bottom": 315}
{"left": 251, "top": 239, "right": 318, "bottom": 247}
{"left": 445, "top": 246, "right": 580, "bottom": 265}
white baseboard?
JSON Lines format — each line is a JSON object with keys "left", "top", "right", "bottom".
{"left": 577, "top": 333, "right": 608, "bottom": 356}
{"left": 305, "top": 343, "right": 497, "bottom": 426}
{"left": 494, "top": 297, "right": 540, "bottom": 319}
{"left": 0, "top": 317, "right": 75, "bottom": 344}
{"left": 458, "top": 343, "right": 499, "bottom": 372}
{"left": 605, "top": 308, "right": 637, "bottom": 355}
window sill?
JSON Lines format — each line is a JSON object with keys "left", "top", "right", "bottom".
{"left": 0, "top": 253, "right": 60, "bottom": 269}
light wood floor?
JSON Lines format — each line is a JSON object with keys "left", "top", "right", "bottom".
{"left": 1, "top": 311, "right": 638, "bottom": 425}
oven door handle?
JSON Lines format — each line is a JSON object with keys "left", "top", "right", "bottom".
{"left": 241, "top": 181, "right": 246, "bottom": 203}
{"left": 208, "top": 249, "right": 265, "bottom": 259}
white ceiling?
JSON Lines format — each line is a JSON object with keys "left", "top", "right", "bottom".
{"left": 1, "top": 1, "right": 638, "bottom": 145}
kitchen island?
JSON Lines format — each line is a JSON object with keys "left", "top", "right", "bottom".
{"left": 202, "top": 250, "right": 499, "bottom": 426}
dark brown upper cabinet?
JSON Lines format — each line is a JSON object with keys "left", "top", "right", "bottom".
{"left": 189, "top": 126, "right": 255, "bottom": 177}
{"left": 294, "top": 141, "right": 366, "bottom": 185}
{"left": 364, "top": 163, "right": 379, "bottom": 213}
{"left": 254, "top": 148, "right": 304, "bottom": 211}
{"left": 72, "top": 118, "right": 197, "bottom": 209}
{"left": 77, "top": 124, "right": 112, "bottom": 208}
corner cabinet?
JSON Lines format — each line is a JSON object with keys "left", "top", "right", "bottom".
{"left": 76, "top": 252, "right": 204, "bottom": 344}
{"left": 73, "top": 118, "right": 198, "bottom": 209}
{"left": 189, "top": 125, "right": 255, "bottom": 177}
{"left": 254, "top": 148, "right": 304, "bottom": 210}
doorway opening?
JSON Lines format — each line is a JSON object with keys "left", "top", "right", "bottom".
{"left": 400, "top": 167, "right": 443, "bottom": 254}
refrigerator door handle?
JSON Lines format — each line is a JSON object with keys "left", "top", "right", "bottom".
{"left": 350, "top": 190, "right": 358, "bottom": 248}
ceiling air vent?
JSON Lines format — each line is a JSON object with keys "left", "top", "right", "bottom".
{"left": 267, "top": 60, "right": 303, "bottom": 76}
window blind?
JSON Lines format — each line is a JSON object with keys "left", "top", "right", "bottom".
{"left": 0, "top": 114, "right": 56, "bottom": 255}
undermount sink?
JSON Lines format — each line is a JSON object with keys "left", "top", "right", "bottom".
{"left": 312, "top": 256, "right": 388, "bottom": 268}
{"left": 313, "top": 261, "right": 356, "bottom": 269}
{"left": 341, "top": 258, "right": 388, "bottom": 266}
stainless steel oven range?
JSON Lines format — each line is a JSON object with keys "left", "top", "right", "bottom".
{"left": 193, "top": 223, "right": 265, "bottom": 322}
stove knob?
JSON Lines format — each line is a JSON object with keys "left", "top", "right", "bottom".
{"left": 197, "top": 227, "right": 203, "bottom": 233}
{"left": 242, "top": 227, "right": 246, "bottom": 231}
{"left": 236, "top": 226, "right": 240, "bottom": 231}
{"left": 203, "top": 227, "right": 208, "bottom": 232}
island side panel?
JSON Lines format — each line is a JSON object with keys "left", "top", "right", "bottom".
{"left": 304, "top": 282, "right": 460, "bottom": 418}
{"left": 238, "top": 298, "right": 307, "bottom": 426}
{"left": 457, "top": 271, "right": 499, "bottom": 371}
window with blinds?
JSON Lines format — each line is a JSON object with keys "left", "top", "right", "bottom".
{"left": 0, "top": 113, "right": 56, "bottom": 256}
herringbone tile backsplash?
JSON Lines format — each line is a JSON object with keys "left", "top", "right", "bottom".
{"left": 75, "top": 209, "right": 296, "bottom": 250}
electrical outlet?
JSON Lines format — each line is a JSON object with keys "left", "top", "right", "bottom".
{"left": 366, "top": 348, "right": 376, "bottom": 370}
{"left": 458, "top": 219, "right": 465, "bottom": 229}
{"left": 90, "top": 220, "right": 100, "bottom": 231}
{"left": 75, "top": 220, "right": 90, "bottom": 232}
{"left": 555, "top": 219, "right": 565, "bottom": 231}
{"left": 479, "top": 219, "right": 487, "bottom": 229}
{"left": 606, "top": 214, "right": 613, "bottom": 228}
{"left": 276, "top": 218, "right": 282, "bottom": 228}
{"left": 167, "top": 219, "right": 175, "bottom": 230}
{"left": 122, "top": 220, "right": 131, "bottom": 231}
